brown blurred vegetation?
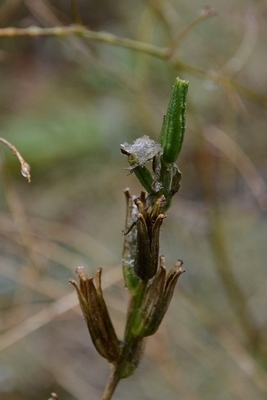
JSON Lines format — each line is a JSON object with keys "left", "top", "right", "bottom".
{"left": 0, "top": 1, "right": 266, "bottom": 399}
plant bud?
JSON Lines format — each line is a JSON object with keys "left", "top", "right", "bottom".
{"left": 160, "top": 77, "right": 189, "bottom": 165}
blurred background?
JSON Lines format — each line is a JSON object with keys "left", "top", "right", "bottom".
{"left": 0, "top": 0, "right": 266, "bottom": 399}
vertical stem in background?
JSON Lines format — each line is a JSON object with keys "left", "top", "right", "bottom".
{"left": 208, "top": 209, "right": 261, "bottom": 352}
{"left": 194, "top": 135, "right": 261, "bottom": 352}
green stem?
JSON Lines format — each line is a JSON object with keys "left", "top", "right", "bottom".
{"left": 124, "top": 281, "right": 148, "bottom": 337}
{"left": 113, "top": 281, "right": 148, "bottom": 380}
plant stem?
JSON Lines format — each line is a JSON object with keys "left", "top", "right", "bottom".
{"left": 208, "top": 209, "right": 261, "bottom": 352}
{"left": 0, "top": 25, "right": 266, "bottom": 106}
{"left": 0, "top": 25, "right": 167, "bottom": 58}
{"left": 101, "top": 368, "right": 120, "bottom": 400}
{"left": 0, "top": 137, "right": 31, "bottom": 182}
{"left": 113, "top": 281, "right": 148, "bottom": 380}
{"left": 124, "top": 281, "right": 148, "bottom": 338}
{"left": 100, "top": 280, "right": 148, "bottom": 399}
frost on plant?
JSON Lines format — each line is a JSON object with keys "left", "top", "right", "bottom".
{"left": 120, "top": 135, "right": 163, "bottom": 171}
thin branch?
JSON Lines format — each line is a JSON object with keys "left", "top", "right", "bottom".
{"left": 0, "top": 137, "right": 31, "bottom": 182}
{"left": 208, "top": 210, "right": 262, "bottom": 353}
{"left": 0, "top": 291, "right": 78, "bottom": 353}
{"left": 204, "top": 125, "right": 267, "bottom": 210}
{"left": 0, "top": 25, "right": 266, "bottom": 107}
{"left": 167, "top": 5, "right": 217, "bottom": 58}
{"left": 0, "top": 25, "right": 167, "bottom": 58}
{"left": 0, "top": 264, "right": 122, "bottom": 353}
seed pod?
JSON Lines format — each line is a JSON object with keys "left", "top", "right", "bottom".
{"left": 134, "top": 213, "right": 153, "bottom": 280}
{"left": 136, "top": 257, "right": 185, "bottom": 337}
{"left": 160, "top": 77, "right": 189, "bottom": 165}
{"left": 69, "top": 267, "right": 120, "bottom": 363}
{"left": 134, "top": 213, "right": 165, "bottom": 281}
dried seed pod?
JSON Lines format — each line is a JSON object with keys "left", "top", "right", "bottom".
{"left": 134, "top": 213, "right": 153, "bottom": 280}
{"left": 133, "top": 257, "right": 185, "bottom": 337}
{"left": 69, "top": 267, "right": 121, "bottom": 363}
{"left": 134, "top": 213, "right": 165, "bottom": 281}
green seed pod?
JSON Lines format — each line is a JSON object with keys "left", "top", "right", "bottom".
{"left": 160, "top": 77, "right": 189, "bottom": 165}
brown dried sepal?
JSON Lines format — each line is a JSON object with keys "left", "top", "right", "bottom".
{"left": 69, "top": 266, "right": 121, "bottom": 364}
